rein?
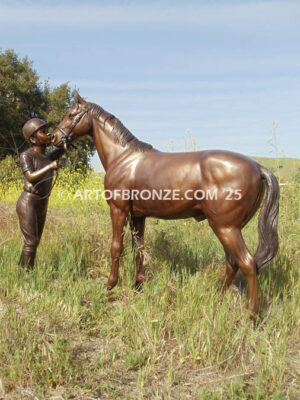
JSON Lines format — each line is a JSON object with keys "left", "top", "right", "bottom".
{"left": 29, "top": 169, "right": 59, "bottom": 201}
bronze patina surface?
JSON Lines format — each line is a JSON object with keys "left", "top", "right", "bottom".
{"left": 52, "top": 93, "right": 279, "bottom": 315}
{"left": 17, "top": 119, "right": 64, "bottom": 269}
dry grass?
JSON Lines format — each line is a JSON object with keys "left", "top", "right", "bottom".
{"left": 0, "top": 166, "right": 299, "bottom": 399}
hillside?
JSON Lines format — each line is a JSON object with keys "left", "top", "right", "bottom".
{"left": 251, "top": 156, "right": 300, "bottom": 181}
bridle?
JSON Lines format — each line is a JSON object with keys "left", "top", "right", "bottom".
{"left": 57, "top": 106, "right": 90, "bottom": 152}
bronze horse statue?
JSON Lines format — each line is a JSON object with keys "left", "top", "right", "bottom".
{"left": 52, "top": 93, "right": 279, "bottom": 315}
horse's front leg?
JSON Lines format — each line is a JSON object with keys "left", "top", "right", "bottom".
{"left": 108, "top": 203, "right": 128, "bottom": 290}
{"left": 130, "top": 216, "right": 146, "bottom": 289}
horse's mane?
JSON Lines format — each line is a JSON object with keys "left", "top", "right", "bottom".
{"left": 88, "top": 102, "right": 153, "bottom": 153}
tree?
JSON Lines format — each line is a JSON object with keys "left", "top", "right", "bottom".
{"left": 0, "top": 49, "right": 45, "bottom": 158}
{"left": 0, "top": 49, "right": 95, "bottom": 168}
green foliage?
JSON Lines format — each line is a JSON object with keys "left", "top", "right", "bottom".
{"left": 0, "top": 155, "right": 23, "bottom": 200}
{"left": 0, "top": 48, "right": 95, "bottom": 168}
{"left": 0, "top": 49, "right": 45, "bottom": 158}
{"left": 0, "top": 154, "right": 22, "bottom": 181}
{"left": 43, "top": 83, "right": 72, "bottom": 125}
{"left": 45, "top": 83, "right": 95, "bottom": 172}
{"left": 293, "top": 168, "right": 300, "bottom": 184}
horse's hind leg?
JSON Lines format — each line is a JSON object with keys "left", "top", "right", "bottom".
{"left": 221, "top": 250, "right": 238, "bottom": 294}
{"left": 210, "top": 224, "right": 259, "bottom": 316}
{"left": 130, "top": 216, "right": 146, "bottom": 289}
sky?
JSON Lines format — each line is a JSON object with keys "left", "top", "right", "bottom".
{"left": 1, "top": 0, "right": 300, "bottom": 170}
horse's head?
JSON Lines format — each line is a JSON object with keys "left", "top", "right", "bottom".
{"left": 52, "top": 92, "right": 91, "bottom": 149}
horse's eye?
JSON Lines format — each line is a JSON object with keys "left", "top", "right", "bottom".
{"left": 69, "top": 112, "right": 76, "bottom": 118}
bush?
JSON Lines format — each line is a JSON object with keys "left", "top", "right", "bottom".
{"left": 0, "top": 155, "right": 23, "bottom": 199}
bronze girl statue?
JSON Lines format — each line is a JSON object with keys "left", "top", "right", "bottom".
{"left": 16, "top": 118, "right": 64, "bottom": 269}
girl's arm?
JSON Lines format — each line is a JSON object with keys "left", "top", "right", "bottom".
{"left": 24, "top": 161, "right": 58, "bottom": 183}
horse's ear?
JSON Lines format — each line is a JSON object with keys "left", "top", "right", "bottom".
{"left": 75, "top": 91, "right": 87, "bottom": 106}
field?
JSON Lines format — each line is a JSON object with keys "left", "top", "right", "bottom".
{"left": 0, "top": 156, "right": 299, "bottom": 399}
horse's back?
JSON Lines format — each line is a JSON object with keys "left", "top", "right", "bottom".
{"left": 137, "top": 149, "right": 261, "bottom": 185}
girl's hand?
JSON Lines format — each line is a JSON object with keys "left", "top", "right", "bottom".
{"left": 50, "top": 160, "right": 58, "bottom": 170}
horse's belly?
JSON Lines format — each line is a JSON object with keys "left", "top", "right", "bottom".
{"left": 132, "top": 201, "right": 205, "bottom": 220}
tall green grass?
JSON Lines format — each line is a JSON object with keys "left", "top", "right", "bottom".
{"left": 0, "top": 164, "right": 299, "bottom": 399}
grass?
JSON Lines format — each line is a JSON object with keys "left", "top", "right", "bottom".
{"left": 0, "top": 159, "right": 299, "bottom": 399}
{"left": 252, "top": 157, "right": 300, "bottom": 182}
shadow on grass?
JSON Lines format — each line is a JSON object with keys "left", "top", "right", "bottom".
{"left": 150, "top": 229, "right": 293, "bottom": 299}
{"left": 151, "top": 230, "right": 220, "bottom": 276}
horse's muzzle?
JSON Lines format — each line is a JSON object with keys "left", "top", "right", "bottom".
{"left": 51, "top": 134, "right": 63, "bottom": 148}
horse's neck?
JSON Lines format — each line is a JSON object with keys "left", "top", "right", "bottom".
{"left": 91, "top": 117, "right": 124, "bottom": 171}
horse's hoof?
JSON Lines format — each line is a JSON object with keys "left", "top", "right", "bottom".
{"left": 19, "top": 265, "right": 33, "bottom": 273}
{"left": 135, "top": 276, "right": 145, "bottom": 291}
{"left": 134, "top": 282, "right": 143, "bottom": 291}
{"left": 107, "top": 274, "right": 118, "bottom": 290}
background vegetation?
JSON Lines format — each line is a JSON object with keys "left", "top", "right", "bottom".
{"left": 0, "top": 155, "right": 299, "bottom": 399}
{"left": 0, "top": 49, "right": 94, "bottom": 168}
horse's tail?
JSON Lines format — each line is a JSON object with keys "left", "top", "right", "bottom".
{"left": 254, "top": 166, "right": 280, "bottom": 273}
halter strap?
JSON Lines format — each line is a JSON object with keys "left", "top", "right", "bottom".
{"left": 58, "top": 108, "right": 89, "bottom": 151}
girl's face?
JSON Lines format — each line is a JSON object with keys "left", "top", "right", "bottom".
{"left": 31, "top": 127, "right": 52, "bottom": 146}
